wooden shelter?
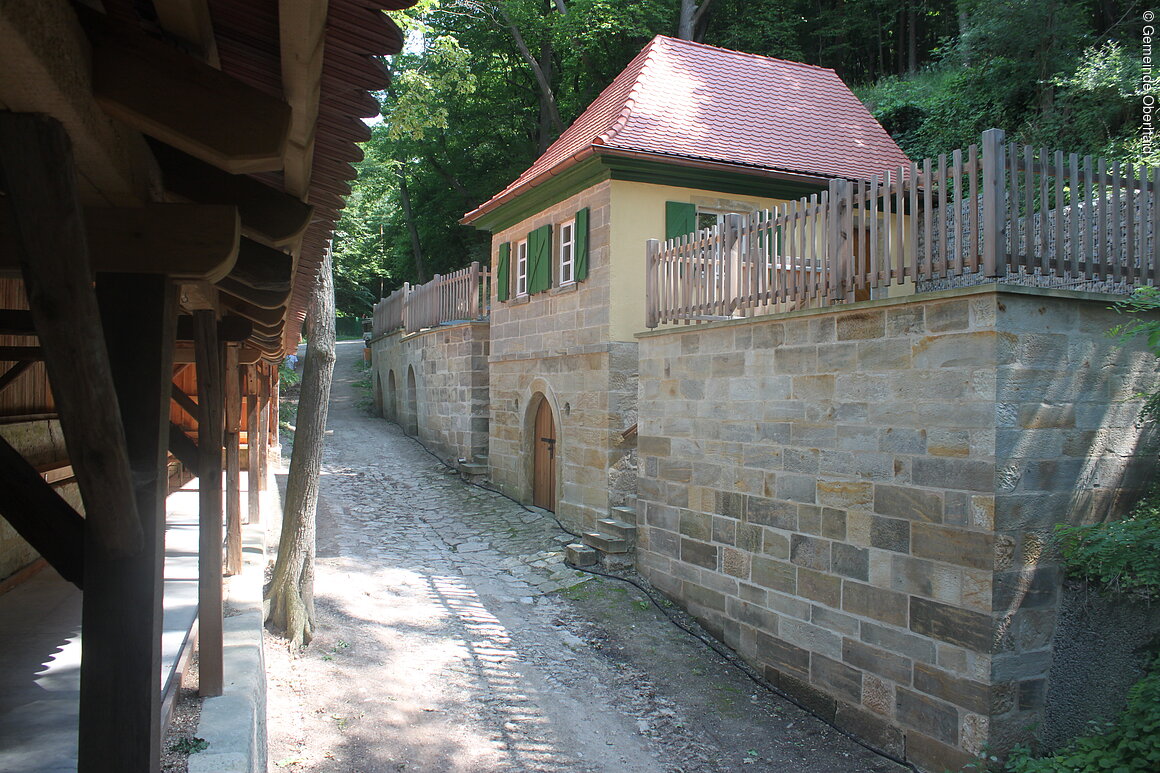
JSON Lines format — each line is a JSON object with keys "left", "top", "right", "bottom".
{"left": 0, "top": 1, "right": 412, "bottom": 770}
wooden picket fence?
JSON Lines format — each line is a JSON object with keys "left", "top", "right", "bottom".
{"left": 645, "top": 129, "right": 1158, "bottom": 328}
{"left": 371, "top": 262, "right": 491, "bottom": 337}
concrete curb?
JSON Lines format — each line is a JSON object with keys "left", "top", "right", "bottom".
{"left": 189, "top": 480, "right": 278, "bottom": 773}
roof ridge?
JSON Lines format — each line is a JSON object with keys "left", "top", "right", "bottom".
{"left": 594, "top": 37, "right": 664, "bottom": 147}
{"left": 651, "top": 34, "right": 839, "bottom": 75}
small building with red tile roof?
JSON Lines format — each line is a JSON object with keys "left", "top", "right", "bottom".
{"left": 447, "top": 36, "right": 908, "bottom": 536}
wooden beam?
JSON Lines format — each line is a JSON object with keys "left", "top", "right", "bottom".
{"left": 0, "top": 360, "right": 34, "bottom": 394}
{"left": 152, "top": 0, "right": 220, "bottom": 66}
{"left": 217, "top": 277, "right": 292, "bottom": 310}
{"left": 0, "top": 204, "right": 241, "bottom": 281}
{"left": 0, "top": 3, "right": 156, "bottom": 206}
{"left": 228, "top": 238, "right": 293, "bottom": 292}
{"left": 224, "top": 344, "right": 242, "bottom": 576}
{"left": 176, "top": 343, "right": 265, "bottom": 366}
{"left": 222, "top": 296, "right": 287, "bottom": 328}
{"left": 0, "top": 433, "right": 85, "bottom": 588}
{"left": 177, "top": 314, "right": 254, "bottom": 343}
{"left": 0, "top": 308, "right": 34, "bottom": 335}
{"left": 280, "top": 0, "right": 329, "bottom": 196}
{"left": 168, "top": 422, "right": 200, "bottom": 474}
{"left": 194, "top": 309, "right": 224, "bottom": 697}
{"left": 89, "top": 14, "right": 291, "bottom": 174}
{"left": 0, "top": 112, "right": 143, "bottom": 559}
{"left": 149, "top": 142, "right": 313, "bottom": 247}
{"left": 171, "top": 383, "right": 199, "bottom": 423}
{"left": 81, "top": 274, "right": 177, "bottom": 773}
{"left": 0, "top": 345, "right": 42, "bottom": 361}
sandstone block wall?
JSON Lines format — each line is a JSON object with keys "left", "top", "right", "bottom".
{"left": 487, "top": 183, "right": 638, "bottom": 529}
{"left": 370, "top": 321, "right": 490, "bottom": 464}
{"left": 635, "top": 285, "right": 1157, "bottom": 771}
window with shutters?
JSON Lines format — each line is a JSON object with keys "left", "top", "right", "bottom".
{"left": 558, "top": 218, "right": 575, "bottom": 286}
{"left": 515, "top": 239, "right": 528, "bottom": 297}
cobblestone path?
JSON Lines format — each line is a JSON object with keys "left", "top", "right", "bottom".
{"left": 264, "top": 341, "right": 906, "bottom": 773}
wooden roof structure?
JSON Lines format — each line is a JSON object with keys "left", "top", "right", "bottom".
{"left": 0, "top": 1, "right": 412, "bottom": 769}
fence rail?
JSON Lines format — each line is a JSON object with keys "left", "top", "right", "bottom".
{"left": 371, "top": 262, "right": 491, "bottom": 337}
{"left": 646, "top": 129, "right": 1157, "bottom": 328}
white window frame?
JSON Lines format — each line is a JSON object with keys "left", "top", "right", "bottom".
{"left": 558, "top": 218, "right": 576, "bottom": 286}
{"left": 515, "top": 239, "right": 528, "bottom": 297}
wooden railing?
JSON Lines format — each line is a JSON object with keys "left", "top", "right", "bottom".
{"left": 371, "top": 262, "right": 491, "bottom": 337}
{"left": 646, "top": 129, "right": 1157, "bottom": 328}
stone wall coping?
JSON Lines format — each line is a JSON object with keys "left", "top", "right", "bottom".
{"left": 635, "top": 282, "right": 1129, "bottom": 339}
{"left": 369, "top": 319, "right": 489, "bottom": 346}
{"left": 489, "top": 341, "right": 636, "bottom": 364}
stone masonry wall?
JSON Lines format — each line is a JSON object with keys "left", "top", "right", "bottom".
{"left": 487, "top": 182, "right": 637, "bottom": 530}
{"left": 370, "top": 321, "right": 490, "bottom": 464}
{"left": 634, "top": 285, "right": 1157, "bottom": 772}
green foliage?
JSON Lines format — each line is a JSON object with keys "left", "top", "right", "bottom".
{"left": 278, "top": 359, "right": 301, "bottom": 389}
{"left": 1054, "top": 491, "right": 1160, "bottom": 596}
{"left": 168, "top": 736, "right": 209, "bottom": 755}
{"left": 1109, "top": 287, "right": 1160, "bottom": 422}
{"left": 1005, "top": 657, "right": 1160, "bottom": 772}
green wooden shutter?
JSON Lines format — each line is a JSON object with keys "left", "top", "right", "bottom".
{"left": 665, "top": 201, "right": 695, "bottom": 241}
{"left": 497, "top": 242, "right": 510, "bottom": 302}
{"left": 574, "top": 207, "right": 589, "bottom": 282}
{"left": 528, "top": 224, "right": 551, "bottom": 294}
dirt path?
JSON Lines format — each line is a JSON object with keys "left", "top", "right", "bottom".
{"left": 264, "top": 340, "right": 907, "bottom": 773}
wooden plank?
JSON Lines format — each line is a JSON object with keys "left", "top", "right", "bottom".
{"left": 171, "top": 383, "right": 200, "bottom": 423}
{"left": 168, "top": 422, "right": 200, "bottom": 475}
{"left": 867, "top": 175, "right": 878, "bottom": 290}
{"left": 152, "top": 0, "right": 220, "bottom": 66}
{"left": 280, "top": 0, "right": 329, "bottom": 197}
{"left": 224, "top": 345, "right": 243, "bottom": 575}
{"left": 1069, "top": 153, "right": 1080, "bottom": 278}
{"left": 0, "top": 308, "right": 33, "bottom": 334}
{"left": 979, "top": 131, "right": 1003, "bottom": 278}
{"left": 1008, "top": 142, "right": 1020, "bottom": 266}
{"left": 222, "top": 295, "right": 287, "bottom": 327}
{"left": 217, "top": 276, "right": 292, "bottom": 309}
{"left": 922, "top": 159, "right": 933, "bottom": 280}
{"left": 0, "top": 432, "right": 85, "bottom": 588}
{"left": 194, "top": 309, "right": 224, "bottom": 697}
{"left": 952, "top": 149, "right": 963, "bottom": 276}
{"left": 89, "top": 13, "right": 290, "bottom": 174}
{"left": 1085, "top": 156, "right": 1095, "bottom": 280}
{"left": 150, "top": 142, "right": 313, "bottom": 246}
{"left": 937, "top": 153, "right": 947, "bottom": 278}
{"left": 80, "top": 274, "right": 176, "bottom": 773}
{"left": 1112, "top": 161, "right": 1123, "bottom": 281}
{"left": 908, "top": 162, "right": 918, "bottom": 282}
{"left": 1153, "top": 167, "right": 1160, "bottom": 284}
{"left": 1097, "top": 157, "right": 1108, "bottom": 278}
{"left": 228, "top": 239, "right": 294, "bottom": 292}
{"left": 967, "top": 146, "right": 978, "bottom": 272}
{"left": 1126, "top": 163, "right": 1137, "bottom": 284}
{"left": 1024, "top": 145, "right": 1034, "bottom": 272}
{"left": 0, "top": 360, "right": 33, "bottom": 394}
{"left": 0, "top": 112, "right": 143, "bottom": 559}
{"left": 1053, "top": 150, "right": 1065, "bottom": 277}
{"left": 0, "top": 345, "right": 41, "bottom": 361}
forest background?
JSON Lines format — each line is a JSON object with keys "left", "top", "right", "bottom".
{"left": 332, "top": 0, "right": 1160, "bottom": 318}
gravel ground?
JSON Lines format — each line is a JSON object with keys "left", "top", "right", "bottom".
{"left": 263, "top": 340, "right": 908, "bottom": 773}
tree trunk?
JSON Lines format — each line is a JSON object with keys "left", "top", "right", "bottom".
{"left": 497, "top": 5, "right": 564, "bottom": 137}
{"left": 264, "top": 251, "right": 336, "bottom": 647}
{"left": 678, "top": 0, "right": 714, "bottom": 41}
{"left": 397, "top": 167, "right": 427, "bottom": 283}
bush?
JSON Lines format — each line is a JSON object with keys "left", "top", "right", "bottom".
{"left": 1054, "top": 492, "right": 1160, "bottom": 597}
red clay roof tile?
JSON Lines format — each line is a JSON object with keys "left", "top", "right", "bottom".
{"left": 464, "top": 36, "right": 909, "bottom": 224}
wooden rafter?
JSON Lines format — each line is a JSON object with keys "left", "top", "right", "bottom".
{"left": 89, "top": 13, "right": 291, "bottom": 174}
{"left": 280, "top": 0, "right": 329, "bottom": 197}
{"left": 0, "top": 204, "right": 242, "bottom": 282}
{"left": 152, "top": 0, "right": 220, "bottom": 67}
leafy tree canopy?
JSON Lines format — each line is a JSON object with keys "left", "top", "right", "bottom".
{"left": 332, "top": 0, "right": 1154, "bottom": 317}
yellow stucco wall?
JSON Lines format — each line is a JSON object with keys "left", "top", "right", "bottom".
{"left": 607, "top": 180, "right": 798, "bottom": 341}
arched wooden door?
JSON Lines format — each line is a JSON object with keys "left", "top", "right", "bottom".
{"left": 532, "top": 398, "right": 556, "bottom": 511}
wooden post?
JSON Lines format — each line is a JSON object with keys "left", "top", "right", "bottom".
{"left": 194, "top": 309, "right": 224, "bottom": 697}
{"left": 246, "top": 364, "right": 261, "bottom": 524}
{"left": 645, "top": 239, "right": 660, "bottom": 328}
{"left": 271, "top": 362, "right": 281, "bottom": 458}
{"left": 224, "top": 344, "right": 243, "bottom": 576}
{"left": 0, "top": 112, "right": 143, "bottom": 559}
{"left": 982, "top": 128, "right": 1006, "bottom": 278}
{"left": 81, "top": 274, "right": 176, "bottom": 773}
{"left": 258, "top": 363, "right": 270, "bottom": 491}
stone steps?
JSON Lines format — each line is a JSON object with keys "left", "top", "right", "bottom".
{"left": 566, "top": 504, "right": 638, "bottom": 571}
